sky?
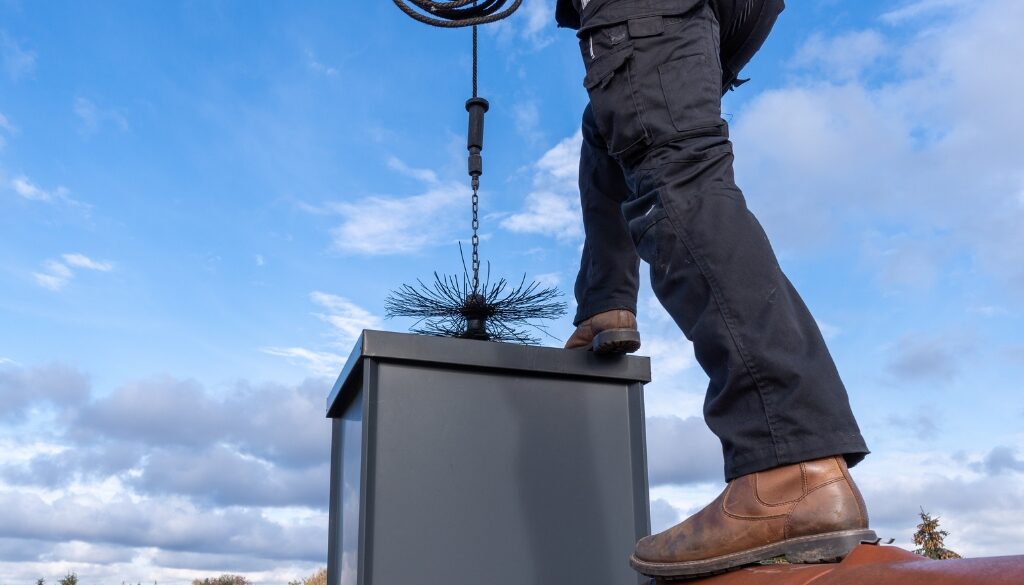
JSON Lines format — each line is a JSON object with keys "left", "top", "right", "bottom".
{"left": 2, "top": 0, "right": 1024, "bottom": 582}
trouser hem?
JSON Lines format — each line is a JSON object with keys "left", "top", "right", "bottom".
{"left": 573, "top": 300, "right": 638, "bottom": 326}
{"left": 724, "top": 436, "right": 870, "bottom": 481}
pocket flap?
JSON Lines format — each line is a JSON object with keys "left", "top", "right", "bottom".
{"left": 627, "top": 16, "right": 664, "bottom": 38}
{"left": 583, "top": 45, "right": 634, "bottom": 90}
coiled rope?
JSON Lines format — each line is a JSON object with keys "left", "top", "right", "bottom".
{"left": 392, "top": 0, "right": 523, "bottom": 28}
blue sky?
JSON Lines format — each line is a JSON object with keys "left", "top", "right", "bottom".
{"left": 2, "top": 0, "right": 1024, "bottom": 582}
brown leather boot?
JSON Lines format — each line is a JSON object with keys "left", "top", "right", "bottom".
{"left": 631, "top": 456, "right": 875, "bottom": 579}
{"left": 564, "top": 309, "right": 641, "bottom": 354}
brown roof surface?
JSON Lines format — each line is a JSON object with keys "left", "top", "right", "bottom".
{"left": 654, "top": 545, "right": 1024, "bottom": 585}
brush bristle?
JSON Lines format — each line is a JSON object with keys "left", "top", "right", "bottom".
{"left": 385, "top": 270, "right": 566, "bottom": 345}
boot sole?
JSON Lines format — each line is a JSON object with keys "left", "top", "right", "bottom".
{"left": 629, "top": 528, "right": 878, "bottom": 579}
{"left": 592, "top": 329, "right": 641, "bottom": 354}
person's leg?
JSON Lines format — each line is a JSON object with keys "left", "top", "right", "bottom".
{"left": 567, "top": 0, "right": 786, "bottom": 349}
{"left": 632, "top": 151, "right": 868, "bottom": 478}
{"left": 567, "top": 103, "right": 642, "bottom": 351}
{"left": 583, "top": 0, "right": 867, "bottom": 484}
{"left": 576, "top": 1, "right": 871, "bottom": 575}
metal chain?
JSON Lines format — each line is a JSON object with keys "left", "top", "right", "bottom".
{"left": 471, "top": 183, "right": 480, "bottom": 291}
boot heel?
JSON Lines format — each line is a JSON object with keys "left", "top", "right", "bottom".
{"left": 783, "top": 529, "right": 878, "bottom": 564}
{"left": 592, "top": 329, "right": 641, "bottom": 354}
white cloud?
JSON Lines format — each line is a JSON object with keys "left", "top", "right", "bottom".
{"left": 646, "top": 446, "right": 1024, "bottom": 557}
{"left": 10, "top": 176, "right": 63, "bottom": 202}
{"left": 1, "top": 32, "right": 35, "bottom": 80}
{"left": 386, "top": 156, "right": 439, "bottom": 185}
{"left": 326, "top": 178, "right": 464, "bottom": 255}
{"left": 854, "top": 448, "right": 1024, "bottom": 555}
{"left": 520, "top": 0, "right": 553, "bottom": 40}
{"left": 74, "top": 97, "right": 100, "bottom": 133}
{"left": 502, "top": 130, "right": 583, "bottom": 240}
{"left": 0, "top": 112, "right": 14, "bottom": 134}
{"left": 861, "top": 231, "right": 948, "bottom": 291}
{"left": 645, "top": 415, "right": 722, "bottom": 486}
{"left": 967, "top": 305, "right": 1005, "bottom": 318}
{"left": 513, "top": 100, "right": 543, "bottom": 145}
{"left": 533, "top": 271, "right": 561, "bottom": 288}
{"left": 263, "top": 293, "right": 381, "bottom": 377}
{"left": 0, "top": 363, "right": 338, "bottom": 554}
{"left": 0, "top": 112, "right": 15, "bottom": 150}
{"left": 649, "top": 498, "right": 683, "bottom": 534}
{"left": 884, "top": 332, "right": 974, "bottom": 383}
{"left": 62, "top": 253, "right": 113, "bottom": 272}
{"left": 33, "top": 261, "right": 73, "bottom": 291}
{"left": 816, "top": 319, "right": 842, "bottom": 341}
{"left": 0, "top": 488, "right": 327, "bottom": 562}
{"left": 255, "top": 254, "right": 265, "bottom": 266}
{"left": 43, "top": 541, "right": 136, "bottom": 565}
{"left": 310, "top": 291, "right": 382, "bottom": 343}
{"left": 534, "top": 130, "right": 581, "bottom": 185}
{"left": 487, "top": 0, "right": 555, "bottom": 50}
{"left": 0, "top": 365, "right": 338, "bottom": 585}
{"left": 32, "top": 254, "right": 114, "bottom": 291}
{"left": 648, "top": 482, "right": 728, "bottom": 526}
{"left": 305, "top": 49, "right": 339, "bottom": 77}
{"left": 791, "top": 30, "right": 889, "bottom": 80}
{"left": 643, "top": 333, "right": 696, "bottom": 379}
{"left": 74, "top": 97, "right": 128, "bottom": 135}
{"left": 731, "top": 0, "right": 1024, "bottom": 293}
{"left": 260, "top": 347, "right": 345, "bottom": 378}
{"left": 7, "top": 175, "right": 89, "bottom": 212}
{"left": 880, "top": 0, "right": 970, "bottom": 24}
{"left": 502, "top": 190, "right": 580, "bottom": 238}
{"left": 632, "top": 289, "right": 708, "bottom": 421}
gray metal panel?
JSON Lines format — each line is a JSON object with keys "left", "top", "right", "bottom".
{"left": 326, "top": 383, "right": 366, "bottom": 585}
{"left": 326, "top": 419, "right": 344, "bottom": 585}
{"left": 327, "top": 334, "right": 369, "bottom": 418}
{"left": 327, "top": 330, "right": 652, "bottom": 417}
{"left": 358, "top": 361, "right": 376, "bottom": 585}
{"left": 627, "top": 382, "right": 651, "bottom": 542}
{"left": 365, "top": 361, "right": 647, "bottom": 585}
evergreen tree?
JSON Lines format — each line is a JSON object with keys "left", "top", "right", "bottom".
{"left": 913, "top": 508, "right": 962, "bottom": 559}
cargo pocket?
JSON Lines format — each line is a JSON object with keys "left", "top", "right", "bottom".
{"left": 630, "top": 208, "right": 669, "bottom": 270}
{"left": 658, "top": 53, "right": 721, "bottom": 133}
{"left": 583, "top": 44, "right": 650, "bottom": 158}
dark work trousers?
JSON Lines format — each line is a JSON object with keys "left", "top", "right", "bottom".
{"left": 572, "top": 0, "right": 868, "bottom": 480}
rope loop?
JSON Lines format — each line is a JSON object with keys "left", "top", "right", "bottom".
{"left": 392, "top": 0, "right": 522, "bottom": 27}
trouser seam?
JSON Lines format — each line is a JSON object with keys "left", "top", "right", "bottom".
{"left": 650, "top": 179, "right": 782, "bottom": 457}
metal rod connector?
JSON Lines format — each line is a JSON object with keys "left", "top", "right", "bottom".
{"left": 466, "top": 97, "right": 489, "bottom": 173}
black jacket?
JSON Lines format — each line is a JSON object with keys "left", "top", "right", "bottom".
{"left": 556, "top": 0, "right": 705, "bottom": 31}
{"left": 554, "top": 0, "right": 582, "bottom": 29}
